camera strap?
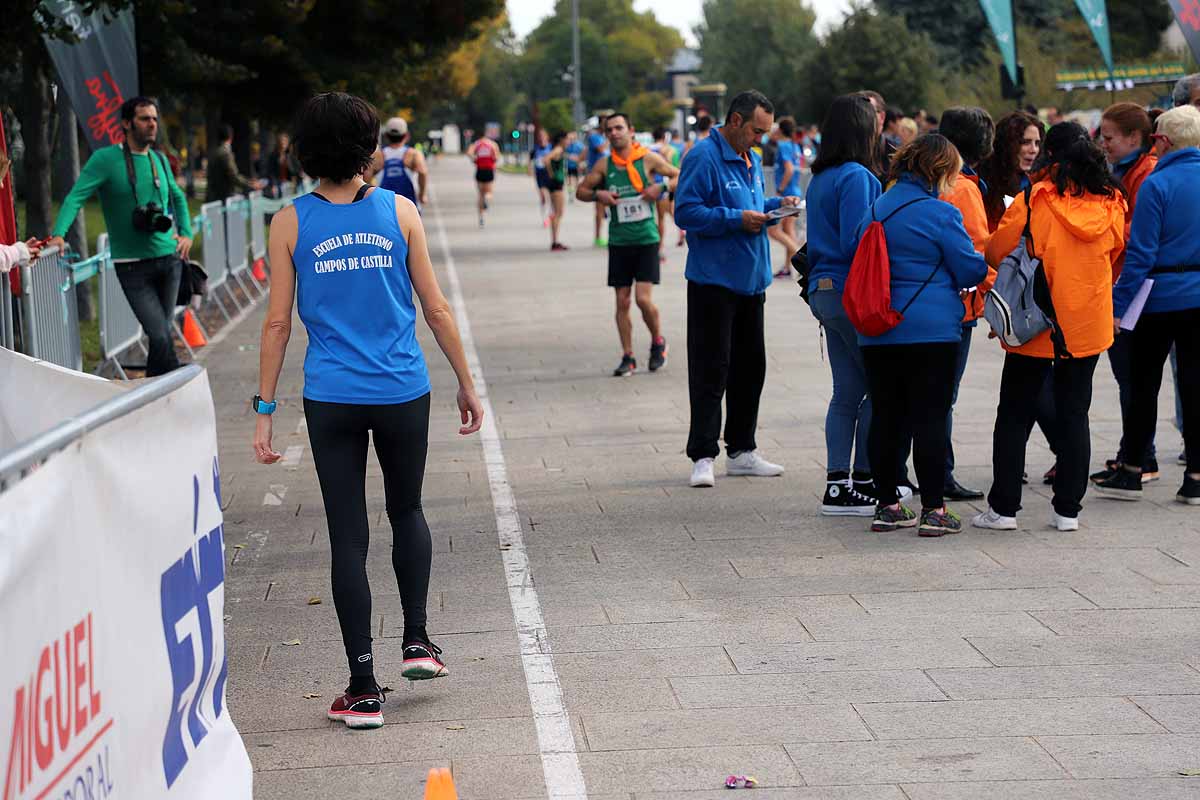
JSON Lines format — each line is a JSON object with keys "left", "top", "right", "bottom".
{"left": 123, "top": 141, "right": 163, "bottom": 209}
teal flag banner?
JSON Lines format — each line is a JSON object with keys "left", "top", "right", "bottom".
{"left": 979, "top": 0, "right": 1017, "bottom": 84}
{"left": 1074, "top": 0, "right": 1114, "bottom": 75}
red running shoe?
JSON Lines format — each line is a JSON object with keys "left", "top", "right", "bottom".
{"left": 402, "top": 638, "right": 449, "bottom": 680}
{"left": 327, "top": 686, "right": 385, "bottom": 729}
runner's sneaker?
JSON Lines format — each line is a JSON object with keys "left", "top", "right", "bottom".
{"left": 1177, "top": 474, "right": 1200, "bottom": 505}
{"left": 872, "top": 503, "right": 918, "bottom": 532}
{"left": 1093, "top": 466, "right": 1143, "bottom": 500}
{"left": 773, "top": 267, "right": 791, "bottom": 279}
{"left": 594, "top": 237, "right": 608, "bottom": 247}
{"left": 401, "top": 638, "right": 448, "bottom": 680}
{"left": 727, "top": 450, "right": 784, "bottom": 477}
{"left": 551, "top": 242, "right": 569, "bottom": 251}
{"left": 690, "top": 457, "right": 715, "bottom": 488}
{"left": 479, "top": 215, "right": 485, "bottom": 228}
{"left": 822, "top": 480, "right": 875, "bottom": 517}
{"left": 613, "top": 354, "right": 637, "bottom": 377}
{"left": 918, "top": 507, "right": 962, "bottom": 537}
{"left": 971, "top": 508, "right": 1017, "bottom": 530}
{"left": 648, "top": 338, "right": 668, "bottom": 372}
{"left": 327, "top": 685, "right": 385, "bottom": 729}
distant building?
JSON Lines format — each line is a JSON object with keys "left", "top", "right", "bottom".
{"left": 666, "top": 48, "right": 701, "bottom": 136}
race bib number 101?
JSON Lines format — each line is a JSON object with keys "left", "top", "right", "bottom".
{"left": 616, "top": 197, "right": 653, "bottom": 224}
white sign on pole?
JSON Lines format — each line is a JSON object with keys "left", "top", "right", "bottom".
{"left": 0, "top": 354, "right": 252, "bottom": 800}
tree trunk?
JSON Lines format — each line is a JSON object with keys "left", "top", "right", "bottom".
{"left": 54, "top": 101, "right": 93, "bottom": 321}
{"left": 19, "top": 47, "right": 54, "bottom": 242}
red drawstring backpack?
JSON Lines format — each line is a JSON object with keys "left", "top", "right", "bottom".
{"left": 843, "top": 196, "right": 935, "bottom": 336}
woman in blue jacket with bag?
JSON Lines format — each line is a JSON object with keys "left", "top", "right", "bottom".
{"left": 854, "top": 135, "right": 988, "bottom": 536}
{"left": 1096, "top": 105, "right": 1200, "bottom": 503}
{"left": 806, "top": 94, "right": 887, "bottom": 517}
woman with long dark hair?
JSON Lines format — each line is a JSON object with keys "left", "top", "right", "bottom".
{"left": 253, "top": 93, "right": 484, "bottom": 729}
{"left": 805, "top": 94, "right": 901, "bottom": 517}
{"left": 979, "top": 111, "right": 1045, "bottom": 231}
{"left": 975, "top": 122, "right": 1126, "bottom": 532}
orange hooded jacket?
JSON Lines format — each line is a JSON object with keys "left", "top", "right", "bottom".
{"left": 941, "top": 172, "right": 994, "bottom": 322}
{"left": 984, "top": 179, "right": 1126, "bottom": 359}
{"left": 1111, "top": 150, "right": 1157, "bottom": 281}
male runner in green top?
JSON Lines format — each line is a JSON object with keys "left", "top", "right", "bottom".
{"left": 577, "top": 112, "right": 680, "bottom": 376}
{"left": 47, "top": 96, "right": 194, "bottom": 376}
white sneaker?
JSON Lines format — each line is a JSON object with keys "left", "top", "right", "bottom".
{"left": 971, "top": 508, "right": 1018, "bottom": 530}
{"left": 727, "top": 451, "right": 784, "bottom": 477}
{"left": 690, "top": 458, "right": 715, "bottom": 488}
{"left": 1052, "top": 511, "right": 1079, "bottom": 532}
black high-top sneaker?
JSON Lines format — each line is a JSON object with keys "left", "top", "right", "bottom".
{"left": 822, "top": 472, "right": 875, "bottom": 517}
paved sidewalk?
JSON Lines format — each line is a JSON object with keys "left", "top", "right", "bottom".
{"left": 215, "top": 157, "right": 1200, "bottom": 799}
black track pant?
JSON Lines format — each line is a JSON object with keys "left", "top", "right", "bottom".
{"left": 304, "top": 394, "right": 433, "bottom": 678}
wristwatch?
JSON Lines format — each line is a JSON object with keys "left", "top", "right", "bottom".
{"left": 252, "top": 394, "right": 277, "bottom": 415}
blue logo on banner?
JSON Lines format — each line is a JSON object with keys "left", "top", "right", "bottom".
{"left": 160, "top": 458, "right": 228, "bottom": 788}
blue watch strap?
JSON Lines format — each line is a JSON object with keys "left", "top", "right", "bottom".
{"left": 253, "top": 395, "right": 277, "bottom": 415}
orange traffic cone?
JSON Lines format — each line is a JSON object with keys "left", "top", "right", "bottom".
{"left": 422, "top": 767, "right": 458, "bottom": 800}
{"left": 182, "top": 309, "right": 208, "bottom": 348}
{"left": 252, "top": 257, "right": 267, "bottom": 282}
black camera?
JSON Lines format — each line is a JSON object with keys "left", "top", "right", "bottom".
{"left": 132, "top": 201, "right": 173, "bottom": 233}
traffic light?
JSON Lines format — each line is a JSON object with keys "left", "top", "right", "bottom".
{"left": 512, "top": 129, "right": 521, "bottom": 139}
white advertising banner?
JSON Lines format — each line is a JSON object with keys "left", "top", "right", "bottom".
{"left": 0, "top": 354, "right": 252, "bottom": 799}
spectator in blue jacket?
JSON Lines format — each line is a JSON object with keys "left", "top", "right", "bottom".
{"left": 805, "top": 94, "right": 886, "bottom": 516}
{"left": 1098, "top": 105, "right": 1200, "bottom": 503}
{"left": 855, "top": 134, "right": 987, "bottom": 536}
{"left": 675, "top": 89, "right": 802, "bottom": 489}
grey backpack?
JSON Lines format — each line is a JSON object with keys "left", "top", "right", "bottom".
{"left": 983, "top": 187, "right": 1071, "bottom": 359}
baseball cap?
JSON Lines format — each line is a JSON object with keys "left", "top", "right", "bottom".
{"left": 385, "top": 117, "right": 408, "bottom": 137}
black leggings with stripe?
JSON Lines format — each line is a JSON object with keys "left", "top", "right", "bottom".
{"left": 304, "top": 393, "right": 432, "bottom": 677}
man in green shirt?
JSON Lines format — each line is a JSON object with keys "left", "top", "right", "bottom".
{"left": 47, "top": 97, "right": 194, "bottom": 375}
{"left": 577, "top": 112, "right": 679, "bottom": 377}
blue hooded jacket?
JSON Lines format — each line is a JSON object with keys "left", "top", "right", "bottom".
{"left": 806, "top": 161, "right": 882, "bottom": 291}
{"left": 853, "top": 175, "right": 988, "bottom": 346}
{"left": 1113, "top": 147, "right": 1200, "bottom": 318}
{"left": 675, "top": 131, "right": 783, "bottom": 296}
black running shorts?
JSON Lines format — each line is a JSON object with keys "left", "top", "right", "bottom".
{"left": 607, "top": 243, "right": 660, "bottom": 287}
{"left": 475, "top": 168, "right": 495, "bottom": 184}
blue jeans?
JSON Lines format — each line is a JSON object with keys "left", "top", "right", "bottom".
{"left": 943, "top": 324, "right": 974, "bottom": 481}
{"left": 115, "top": 255, "right": 182, "bottom": 377}
{"left": 810, "top": 286, "right": 870, "bottom": 473}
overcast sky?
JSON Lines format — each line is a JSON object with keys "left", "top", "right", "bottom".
{"left": 507, "top": 0, "right": 856, "bottom": 46}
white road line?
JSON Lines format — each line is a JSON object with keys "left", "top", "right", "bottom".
{"left": 281, "top": 445, "right": 303, "bottom": 468}
{"left": 429, "top": 188, "right": 589, "bottom": 800}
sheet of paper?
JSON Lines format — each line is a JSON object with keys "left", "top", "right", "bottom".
{"left": 1120, "top": 278, "right": 1154, "bottom": 331}
{"left": 766, "top": 205, "right": 803, "bottom": 221}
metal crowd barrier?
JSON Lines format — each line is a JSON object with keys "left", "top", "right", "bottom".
{"left": 225, "top": 194, "right": 262, "bottom": 299}
{"left": 1, "top": 269, "right": 13, "bottom": 351}
{"left": 248, "top": 190, "right": 267, "bottom": 262}
{"left": 95, "top": 233, "right": 146, "bottom": 378}
{"left": 18, "top": 246, "right": 82, "bottom": 371}
{"left": 199, "top": 200, "right": 242, "bottom": 320}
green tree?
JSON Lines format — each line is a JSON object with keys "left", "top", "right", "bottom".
{"left": 801, "top": 6, "right": 938, "bottom": 122}
{"left": 519, "top": 0, "right": 684, "bottom": 113}
{"left": 537, "top": 98, "right": 575, "bottom": 134}
{"left": 695, "top": 0, "right": 819, "bottom": 117}
{"left": 624, "top": 91, "right": 675, "bottom": 132}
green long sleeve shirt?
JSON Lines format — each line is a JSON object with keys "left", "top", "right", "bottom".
{"left": 52, "top": 145, "right": 193, "bottom": 260}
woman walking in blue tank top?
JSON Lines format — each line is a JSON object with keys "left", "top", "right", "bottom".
{"left": 252, "top": 92, "right": 484, "bottom": 729}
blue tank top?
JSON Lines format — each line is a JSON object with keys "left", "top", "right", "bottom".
{"left": 533, "top": 144, "right": 551, "bottom": 174}
{"left": 292, "top": 187, "right": 430, "bottom": 404}
{"left": 379, "top": 145, "right": 418, "bottom": 205}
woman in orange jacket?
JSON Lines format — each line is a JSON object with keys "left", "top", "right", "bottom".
{"left": 1093, "top": 103, "right": 1161, "bottom": 484}
{"left": 974, "top": 122, "right": 1126, "bottom": 533}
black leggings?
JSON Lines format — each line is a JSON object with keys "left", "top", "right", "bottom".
{"left": 862, "top": 342, "right": 958, "bottom": 510}
{"left": 304, "top": 394, "right": 433, "bottom": 678}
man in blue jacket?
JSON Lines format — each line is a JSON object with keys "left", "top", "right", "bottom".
{"left": 675, "top": 90, "right": 803, "bottom": 488}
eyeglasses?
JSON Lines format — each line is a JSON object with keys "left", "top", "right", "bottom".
{"left": 1150, "top": 133, "right": 1173, "bottom": 148}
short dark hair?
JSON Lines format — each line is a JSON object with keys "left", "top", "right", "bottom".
{"left": 725, "top": 90, "right": 773, "bottom": 125}
{"left": 218, "top": 124, "right": 234, "bottom": 142}
{"left": 811, "top": 94, "right": 880, "bottom": 176}
{"left": 695, "top": 115, "right": 713, "bottom": 133}
{"left": 938, "top": 107, "right": 995, "bottom": 166}
{"left": 604, "top": 112, "right": 631, "bottom": 129}
{"left": 885, "top": 106, "right": 903, "bottom": 126}
{"left": 120, "top": 96, "right": 157, "bottom": 123}
{"left": 653, "top": 126, "right": 668, "bottom": 140}
{"left": 292, "top": 92, "right": 380, "bottom": 183}
{"left": 778, "top": 116, "right": 796, "bottom": 138}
